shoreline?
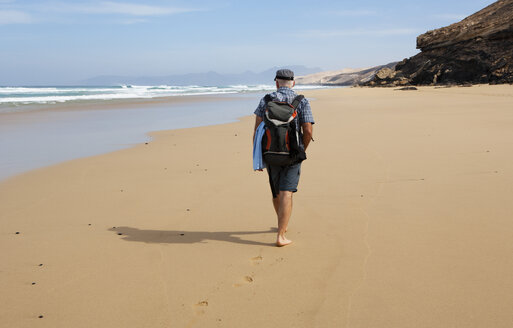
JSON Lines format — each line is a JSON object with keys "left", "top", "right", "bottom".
{"left": 0, "top": 87, "right": 341, "bottom": 182}
{"left": 0, "top": 93, "right": 255, "bottom": 115}
{"left": 0, "top": 85, "right": 334, "bottom": 115}
{"left": 1, "top": 85, "right": 513, "bottom": 327}
{"left": 0, "top": 92, "right": 265, "bottom": 182}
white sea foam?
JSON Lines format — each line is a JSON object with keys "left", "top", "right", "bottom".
{"left": 0, "top": 84, "right": 331, "bottom": 107}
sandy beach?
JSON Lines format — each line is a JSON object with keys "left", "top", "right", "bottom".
{"left": 1, "top": 85, "right": 513, "bottom": 327}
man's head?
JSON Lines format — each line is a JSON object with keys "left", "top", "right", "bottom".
{"left": 274, "top": 69, "right": 295, "bottom": 89}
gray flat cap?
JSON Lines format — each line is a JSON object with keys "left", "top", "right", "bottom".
{"left": 274, "top": 69, "right": 294, "bottom": 81}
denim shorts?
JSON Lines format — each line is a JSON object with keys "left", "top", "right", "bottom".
{"left": 266, "top": 163, "right": 301, "bottom": 198}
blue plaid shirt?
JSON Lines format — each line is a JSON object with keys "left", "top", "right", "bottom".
{"left": 254, "top": 87, "right": 315, "bottom": 126}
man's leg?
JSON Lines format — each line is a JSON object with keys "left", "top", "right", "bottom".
{"left": 267, "top": 163, "right": 299, "bottom": 246}
{"left": 272, "top": 196, "right": 279, "bottom": 216}
{"left": 272, "top": 194, "right": 288, "bottom": 232}
{"left": 276, "top": 191, "right": 293, "bottom": 246}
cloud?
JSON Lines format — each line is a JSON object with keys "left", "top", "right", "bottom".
{"left": 0, "top": 1, "right": 203, "bottom": 25}
{"left": 300, "top": 28, "right": 418, "bottom": 38}
{"left": 0, "top": 10, "right": 32, "bottom": 24}
{"left": 58, "top": 1, "right": 201, "bottom": 17}
{"left": 0, "top": 1, "right": 203, "bottom": 26}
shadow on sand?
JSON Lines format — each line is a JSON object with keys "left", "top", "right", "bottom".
{"left": 109, "top": 226, "right": 276, "bottom": 246}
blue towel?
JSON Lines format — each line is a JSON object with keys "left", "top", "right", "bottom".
{"left": 253, "top": 122, "right": 266, "bottom": 171}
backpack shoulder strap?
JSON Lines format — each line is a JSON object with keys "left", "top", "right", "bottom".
{"left": 291, "top": 95, "right": 304, "bottom": 109}
{"left": 264, "top": 94, "right": 273, "bottom": 103}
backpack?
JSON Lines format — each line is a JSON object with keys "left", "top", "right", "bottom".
{"left": 261, "top": 94, "right": 307, "bottom": 166}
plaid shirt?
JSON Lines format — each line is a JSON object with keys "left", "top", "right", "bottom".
{"left": 254, "top": 87, "right": 315, "bottom": 126}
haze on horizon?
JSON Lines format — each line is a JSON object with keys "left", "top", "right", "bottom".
{"left": 0, "top": 0, "right": 496, "bottom": 85}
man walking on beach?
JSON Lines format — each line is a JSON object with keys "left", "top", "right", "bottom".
{"left": 253, "top": 69, "right": 314, "bottom": 247}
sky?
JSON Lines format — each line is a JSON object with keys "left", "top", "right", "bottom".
{"left": 0, "top": 0, "right": 497, "bottom": 85}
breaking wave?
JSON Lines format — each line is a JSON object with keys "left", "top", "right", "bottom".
{"left": 0, "top": 84, "right": 328, "bottom": 106}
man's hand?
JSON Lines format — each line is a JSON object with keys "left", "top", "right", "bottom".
{"left": 302, "top": 123, "right": 313, "bottom": 150}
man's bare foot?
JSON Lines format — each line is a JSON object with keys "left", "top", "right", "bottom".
{"left": 276, "top": 234, "right": 292, "bottom": 247}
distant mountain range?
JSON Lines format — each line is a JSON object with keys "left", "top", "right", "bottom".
{"left": 80, "top": 66, "right": 323, "bottom": 86}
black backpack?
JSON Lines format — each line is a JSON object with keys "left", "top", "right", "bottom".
{"left": 261, "top": 94, "right": 307, "bottom": 166}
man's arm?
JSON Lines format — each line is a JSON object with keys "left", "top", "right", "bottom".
{"left": 302, "top": 122, "right": 313, "bottom": 150}
{"left": 253, "top": 115, "right": 263, "bottom": 143}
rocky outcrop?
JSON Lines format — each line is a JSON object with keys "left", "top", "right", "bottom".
{"left": 367, "top": 0, "right": 513, "bottom": 86}
{"left": 296, "top": 63, "right": 397, "bottom": 86}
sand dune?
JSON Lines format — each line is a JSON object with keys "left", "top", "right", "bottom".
{"left": 295, "top": 63, "right": 397, "bottom": 85}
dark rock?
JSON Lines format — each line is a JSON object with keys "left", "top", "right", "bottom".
{"left": 180, "top": 233, "right": 185, "bottom": 236}
{"left": 396, "top": 87, "right": 418, "bottom": 91}
{"left": 32, "top": 282, "right": 36, "bottom": 285}
{"left": 145, "top": 142, "right": 148, "bottom": 145}
{"left": 366, "top": 0, "right": 513, "bottom": 86}
{"left": 38, "top": 315, "right": 44, "bottom": 319}
{"left": 38, "top": 264, "right": 43, "bottom": 266}
{"left": 15, "top": 232, "right": 20, "bottom": 234}
{"left": 117, "top": 233, "right": 123, "bottom": 235}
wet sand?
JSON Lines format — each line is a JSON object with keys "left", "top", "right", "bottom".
{"left": 1, "top": 85, "right": 512, "bottom": 327}
{"left": 0, "top": 94, "right": 257, "bottom": 181}
{"left": 0, "top": 93, "right": 246, "bottom": 115}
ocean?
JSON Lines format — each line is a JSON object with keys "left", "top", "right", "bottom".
{"left": 0, "top": 84, "right": 331, "bottom": 181}
{"left": 0, "top": 84, "right": 324, "bottom": 112}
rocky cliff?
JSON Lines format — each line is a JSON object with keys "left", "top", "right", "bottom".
{"left": 367, "top": 0, "right": 513, "bottom": 86}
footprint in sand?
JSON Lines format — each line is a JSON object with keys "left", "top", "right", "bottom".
{"left": 251, "top": 255, "right": 263, "bottom": 265}
{"left": 269, "top": 257, "right": 285, "bottom": 267}
{"left": 233, "top": 275, "right": 254, "bottom": 287}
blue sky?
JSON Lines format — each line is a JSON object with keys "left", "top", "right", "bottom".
{"left": 0, "top": 0, "right": 496, "bottom": 85}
